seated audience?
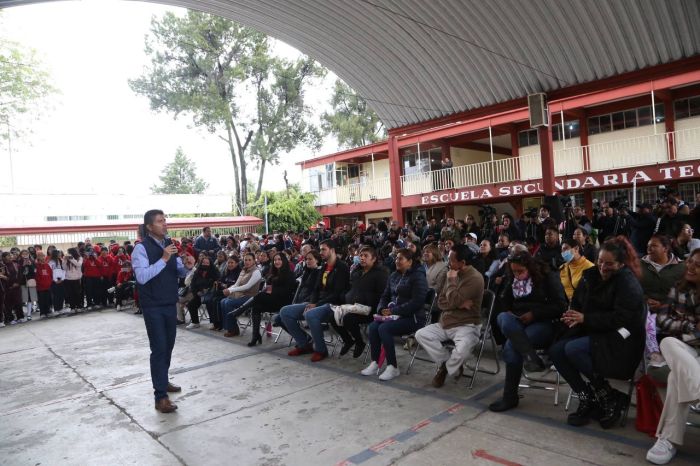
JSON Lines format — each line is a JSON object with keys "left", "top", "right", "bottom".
{"left": 415, "top": 245, "right": 484, "bottom": 388}
{"left": 550, "top": 236, "right": 645, "bottom": 429}
{"left": 361, "top": 248, "right": 428, "bottom": 381}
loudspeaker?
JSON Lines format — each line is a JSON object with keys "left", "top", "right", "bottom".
{"left": 544, "top": 194, "right": 564, "bottom": 224}
{"left": 528, "top": 93, "right": 548, "bottom": 128}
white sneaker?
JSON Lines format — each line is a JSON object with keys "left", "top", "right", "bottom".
{"left": 107, "top": 287, "right": 116, "bottom": 294}
{"left": 379, "top": 364, "right": 400, "bottom": 381}
{"left": 19, "top": 318, "right": 27, "bottom": 323}
{"left": 186, "top": 323, "right": 200, "bottom": 329}
{"left": 361, "top": 361, "right": 379, "bottom": 376}
{"left": 647, "top": 438, "right": 676, "bottom": 464}
{"left": 116, "top": 305, "right": 122, "bottom": 311}
{"left": 10, "top": 320, "right": 18, "bottom": 325}
{"left": 26, "top": 316, "right": 32, "bottom": 321}
{"left": 0, "top": 322, "right": 5, "bottom": 328}
{"left": 649, "top": 352, "right": 668, "bottom": 368}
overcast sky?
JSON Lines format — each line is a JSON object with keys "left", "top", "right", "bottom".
{"left": 1, "top": 0, "right": 340, "bottom": 196}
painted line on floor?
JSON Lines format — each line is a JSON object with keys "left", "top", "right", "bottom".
{"left": 472, "top": 449, "right": 522, "bottom": 466}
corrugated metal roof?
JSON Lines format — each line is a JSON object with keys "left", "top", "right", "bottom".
{"left": 5, "top": 0, "right": 700, "bottom": 128}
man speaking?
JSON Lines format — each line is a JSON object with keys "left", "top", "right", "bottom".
{"left": 132, "top": 209, "right": 192, "bottom": 413}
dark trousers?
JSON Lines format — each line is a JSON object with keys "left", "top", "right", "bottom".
{"left": 331, "top": 313, "right": 373, "bottom": 345}
{"left": 84, "top": 276, "right": 102, "bottom": 306}
{"left": 368, "top": 317, "right": 421, "bottom": 367}
{"left": 64, "top": 279, "right": 82, "bottom": 309}
{"left": 186, "top": 294, "right": 203, "bottom": 324}
{"left": 51, "top": 282, "right": 65, "bottom": 310}
{"left": 115, "top": 283, "right": 134, "bottom": 306}
{"left": 142, "top": 304, "right": 177, "bottom": 401}
{"left": 549, "top": 336, "right": 594, "bottom": 393}
{"left": 37, "top": 290, "right": 52, "bottom": 315}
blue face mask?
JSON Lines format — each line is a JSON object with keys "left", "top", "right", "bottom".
{"left": 561, "top": 250, "right": 574, "bottom": 263}
{"left": 353, "top": 255, "right": 361, "bottom": 265}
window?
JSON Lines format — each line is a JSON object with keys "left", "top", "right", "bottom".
{"left": 348, "top": 164, "right": 360, "bottom": 179}
{"left": 107, "top": 215, "right": 119, "bottom": 220}
{"left": 673, "top": 95, "right": 700, "bottom": 120}
{"left": 518, "top": 129, "right": 538, "bottom": 147}
{"left": 552, "top": 120, "right": 580, "bottom": 141}
{"left": 401, "top": 147, "right": 441, "bottom": 175}
{"left": 588, "top": 103, "right": 665, "bottom": 135}
{"left": 46, "top": 216, "right": 58, "bottom": 222}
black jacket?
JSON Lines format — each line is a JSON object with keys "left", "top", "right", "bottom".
{"left": 377, "top": 263, "right": 429, "bottom": 319}
{"left": 566, "top": 266, "right": 645, "bottom": 380}
{"left": 499, "top": 271, "right": 568, "bottom": 322}
{"left": 535, "top": 243, "right": 565, "bottom": 272}
{"left": 310, "top": 260, "right": 350, "bottom": 306}
{"left": 190, "top": 265, "right": 219, "bottom": 294}
{"left": 295, "top": 267, "right": 321, "bottom": 304}
{"left": 344, "top": 264, "right": 389, "bottom": 312}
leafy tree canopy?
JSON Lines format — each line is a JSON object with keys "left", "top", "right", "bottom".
{"left": 247, "top": 184, "right": 320, "bottom": 233}
{"left": 151, "top": 147, "right": 208, "bottom": 194}
{"left": 321, "top": 79, "right": 385, "bottom": 149}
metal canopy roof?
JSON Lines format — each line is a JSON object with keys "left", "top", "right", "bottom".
{"left": 5, "top": 0, "right": 700, "bottom": 128}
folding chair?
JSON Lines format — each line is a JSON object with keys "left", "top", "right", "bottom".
{"left": 236, "top": 280, "right": 265, "bottom": 335}
{"left": 519, "top": 355, "right": 563, "bottom": 406}
{"left": 404, "top": 288, "right": 437, "bottom": 374}
{"left": 463, "top": 289, "right": 501, "bottom": 389}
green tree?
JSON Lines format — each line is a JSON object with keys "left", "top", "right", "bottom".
{"left": 250, "top": 55, "right": 325, "bottom": 200}
{"left": 322, "top": 79, "right": 385, "bottom": 148}
{"left": 130, "top": 11, "right": 323, "bottom": 214}
{"left": 151, "top": 147, "right": 208, "bottom": 194}
{"left": 247, "top": 184, "right": 320, "bottom": 233}
{"left": 0, "top": 21, "right": 57, "bottom": 142}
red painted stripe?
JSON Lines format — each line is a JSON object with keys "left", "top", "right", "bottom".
{"left": 410, "top": 419, "right": 432, "bottom": 431}
{"left": 446, "top": 403, "right": 465, "bottom": 414}
{"left": 472, "top": 450, "right": 522, "bottom": 466}
{"left": 369, "top": 438, "right": 397, "bottom": 452}
{"left": 335, "top": 461, "right": 352, "bottom": 466}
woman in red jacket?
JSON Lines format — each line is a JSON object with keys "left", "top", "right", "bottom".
{"left": 82, "top": 252, "right": 102, "bottom": 309}
{"left": 98, "top": 249, "right": 114, "bottom": 306}
{"left": 34, "top": 251, "right": 54, "bottom": 317}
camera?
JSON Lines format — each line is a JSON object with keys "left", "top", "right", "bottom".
{"left": 478, "top": 205, "right": 496, "bottom": 218}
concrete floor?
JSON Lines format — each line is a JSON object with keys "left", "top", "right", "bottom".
{"left": 1, "top": 308, "right": 698, "bottom": 466}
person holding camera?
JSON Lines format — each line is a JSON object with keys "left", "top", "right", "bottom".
{"left": 623, "top": 203, "right": 657, "bottom": 256}
{"left": 594, "top": 202, "right": 627, "bottom": 244}
{"left": 561, "top": 206, "right": 593, "bottom": 241}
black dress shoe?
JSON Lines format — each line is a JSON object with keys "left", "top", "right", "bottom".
{"left": 488, "top": 397, "right": 519, "bottom": 412}
{"left": 353, "top": 341, "right": 366, "bottom": 359}
{"left": 247, "top": 334, "right": 262, "bottom": 347}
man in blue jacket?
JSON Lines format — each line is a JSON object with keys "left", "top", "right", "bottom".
{"left": 132, "top": 210, "right": 192, "bottom": 413}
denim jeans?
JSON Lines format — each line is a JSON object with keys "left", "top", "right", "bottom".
{"left": 497, "top": 312, "right": 555, "bottom": 368}
{"left": 142, "top": 304, "right": 177, "bottom": 401}
{"left": 548, "top": 336, "right": 593, "bottom": 393}
{"left": 303, "top": 304, "right": 333, "bottom": 353}
{"left": 219, "top": 296, "right": 250, "bottom": 331}
{"left": 368, "top": 317, "right": 420, "bottom": 367}
{"left": 279, "top": 302, "right": 310, "bottom": 348}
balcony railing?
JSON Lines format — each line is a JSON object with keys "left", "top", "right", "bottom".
{"left": 310, "top": 177, "right": 391, "bottom": 206}
{"left": 400, "top": 126, "right": 700, "bottom": 196}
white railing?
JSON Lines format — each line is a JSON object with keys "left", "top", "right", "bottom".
{"left": 403, "top": 126, "right": 700, "bottom": 199}
{"left": 312, "top": 177, "right": 391, "bottom": 206}
{"left": 674, "top": 126, "right": 700, "bottom": 161}
{"left": 587, "top": 131, "right": 668, "bottom": 171}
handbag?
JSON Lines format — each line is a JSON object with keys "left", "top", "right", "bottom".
{"left": 635, "top": 374, "right": 664, "bottom": 436}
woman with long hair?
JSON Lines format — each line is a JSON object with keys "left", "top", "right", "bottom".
{"left": 185, "top": 255, "right": 220, "bottom": 329}
{"left": 361, "top": 248, "right": 428, "bottom": 381}
{"left": 550, "top": 236, "right": 645, "bottom": 429}
{"left": 573, "top": 227, "right": 597, "bottom": 263}
{"left": 671, "top": 223, "right": 700, "bottom": 260}
{"left": 63, "top": 247, "right": 84, "bottom": 311}
{"left": 48, "top": 249, "right": 66, "bottom": 313}
{"left": 244, "top": 252, "right": 297, "bottom": 346}
{"left": 332, "top": 246, "right": 389, "bottom": 357}
{"left": 488, "top": 251, "right": 567, "bottom": 412}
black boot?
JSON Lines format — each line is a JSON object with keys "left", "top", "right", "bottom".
{"left": 489, "top": 365, "right": 521, "bottom": 412}
{"left": 591, "top": 378, "right": 629, "bottom": 429}
{"left": 567, "top": 383, "right": 600, "bottom": 427}
{"left": 507, "top": 331, "right": 545, "bottom": 372}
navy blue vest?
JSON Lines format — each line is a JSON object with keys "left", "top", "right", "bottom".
{"left": 136, "top": 236, "right": 179, "bottom": 308}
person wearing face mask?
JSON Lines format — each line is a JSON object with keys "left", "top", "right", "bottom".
{"left": 559, "top": 239, "right": 595, "bottom": 301}
{"left": 488, "top": 251, "right": 567, "bottom": 412}
{"left": 550, "top": 236, "right": 645, "bottom": 429}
